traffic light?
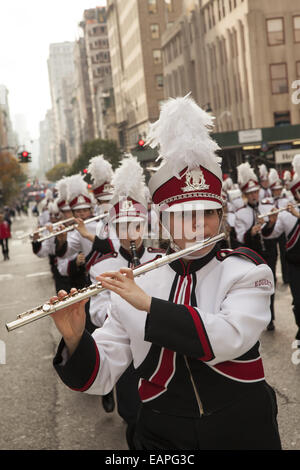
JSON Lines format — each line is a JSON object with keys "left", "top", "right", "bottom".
{"left": 137, "top": 139, "right": 145, "bottom": 150}
{"left": 18, "top": 151, "right": 32, "bottom": 163}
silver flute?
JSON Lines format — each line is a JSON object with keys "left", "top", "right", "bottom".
{"left": 36, "top": 213, "right": 108, "bottom": 243}
{"left": 257, "top": 202, "right": 300, "bottom": 220}
{"left": 17, "top": 217, "right": 76, "bottom": 240}
{"left": 6, "top": 232, "right": 225, "bottom": 332}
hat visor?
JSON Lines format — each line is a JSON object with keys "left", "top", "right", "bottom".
{"left": 244, "top": 186, "right": 260, "bottom": 194}
{"left": 162, "top": 200, "right": 223, "bottom": 212}
{"left": 97, "top": 194, "right": 112, "bottom": 201}
{"left": 72, "top": 203, "right": 92, "bottom": 210}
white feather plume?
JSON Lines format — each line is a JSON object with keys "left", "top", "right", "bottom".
{"left": 55, "top": 177, "right": 69, "bottom": 202}
{"left": 258, "top": 164, "right": 268, "bottom": 180}
{"left": 237, "top": 162, "right": 258, "bottom": 187}
{"left": 87, "top": 155, "right": 113, "bottom": 187}
{"left": 67, "top": 174, "right": 90, "bottom": 202}
{"left": 146, "top": 94, "right": 221, "bottom": 178}
{"left": 222, "top": 177, "right": 233, "bottom": 191}
{"left": 292, "top": 154, "right": 300, "bottom": 179}
{"left": 112, "top": 154, "right": 145, "bottom": 201}
{"left": 283, "top": 170, "right": 291, "bottom": 182}
{"left": 268, "top": 168, "right": 280, "bottom": 187}
{"left": 48, "top": 201, "right": 59, "bottom": 215}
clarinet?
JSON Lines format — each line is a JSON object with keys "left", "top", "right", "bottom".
{"left": 130, "top": 241, "right": 141, "bottom": 267}
{"left": 254, "top": 205, "right": 266, "bottom": 252}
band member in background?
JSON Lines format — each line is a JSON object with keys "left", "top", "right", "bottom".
{"left": 258, "top": 164, "right": 272, "bottom": 201}
{"left": 235, "top": 162, "right": 278, "bottom": 331}
{"left": 268, "top": 168, "right": 289, "bottom": 285}
{"left": 262, "top": 155, "right": 300, "bottom": 343}
{"left": 50, "top": 95, "right": 281, "bottom": 450}
{"left": 89, "top": 154, "right": 164, "bottom": 449}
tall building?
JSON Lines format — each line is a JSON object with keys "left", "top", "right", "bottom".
{"left": 80, "top": 7, "right": 114, "bottom": 140}
{"left": 39, "top": 109, "right": 56, "bottom": 175}
{"left": 161, "top": 0, "right": 300, "bottom": 173}
{"left": 47, "top": 42, "right": 76, "bottom": 165}
{"left": 106, "top": 0, "right": 182, "bottom": 151}
{"left": 0, "top": 85, "right": 18, "bottom": 152}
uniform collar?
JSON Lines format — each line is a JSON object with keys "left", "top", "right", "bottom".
{"left": 169, "top": 243, "right": 220, "bottom": 275}
{"left": 119, "top": 243, "right": 145, "bottom": 263}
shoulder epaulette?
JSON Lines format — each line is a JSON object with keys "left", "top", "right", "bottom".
{"left": 216, "top": 247, "right": 266, "bottom": 265}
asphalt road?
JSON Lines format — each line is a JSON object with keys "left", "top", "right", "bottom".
{"left": 0, "top": 211, "right": 299, "bottom": 450}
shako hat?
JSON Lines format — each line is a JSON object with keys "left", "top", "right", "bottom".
{"left": 147, "top": 94, "right": 223, "bottom": 212}
{"left": 109, "top": 154, "right": 147, "bottom": 223}
{"left": 67, "top": 174, "right": 94, "bottom": 210}
{"left": 87, "top": 155, "right": 114, "bottom": 201}
{"left": 237, "top": 162, "right": 260, "bottom": 193}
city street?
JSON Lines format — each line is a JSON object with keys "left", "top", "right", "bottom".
{"left": 0, "top": 212, "right": 299, "bottom": 451}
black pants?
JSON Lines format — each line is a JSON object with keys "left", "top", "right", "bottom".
{"left": 133, "top": 384, "right": 281, "bottom": 450}
{"left": 287, "top": 263, "right": 300, "bottom": 338}
{"left": 0, "top": 238, "right": 9, "bottom": 258}
{"left": 276, "top": 233, "right": 289, "bottom": 284}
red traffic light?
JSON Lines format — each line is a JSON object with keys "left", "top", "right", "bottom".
{"left": 138, "top": 139, "right": 145, "bottom": 147}
{"left": 22, "top": 151, "right": 29, "bottom": 157}
{"left": 83, "top": 168, "right": 88, "bottom": 174}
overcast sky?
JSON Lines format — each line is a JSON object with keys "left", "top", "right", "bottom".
{"left": 0, "top": 0, "right": 106, "bottom": 141}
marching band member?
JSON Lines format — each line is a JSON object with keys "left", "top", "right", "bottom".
{"left": 38, "top": 188, "right": 53, "bottom": 227}
{"left": 89, "top": 154, "right": 165, "bottom": 449}
{"left": 268, "top": 169, "right": 289, "bottom": 284}
{"left": 258, "top": 164, "right": 272, "bottom": 201}
{"left": 262, "top": 155, "right": 300, "bottom": 343}
{"left": 50, "top": 95, "right": 281, "bottom": 450}
{"left": 282, "top": 170, "right": 295, "bottom": 202}
{"left": 235, "top": 162, "right": 278, "bottom": 330}
{"left": 31, "top": 200, "right": 70, "bottom": 294}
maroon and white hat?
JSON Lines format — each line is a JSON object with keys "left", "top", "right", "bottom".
{"left": 147, "top": 94, "right": 223, "bottom": 212}
{"left": 55, "top": 177, "right": 71, "bottom": 211}
{"left": 108, "top": 154, "right": 148, "bottom": 223}
{"left": 67, "top": 174, "right": 94, "bottom": 210}
{"left": 268, "top": 168, "right": 283, "bottom": 190}
{"left": 87, "top": 155, "right": 114, "bottom": 202}
{"left": 288, "top": 154, "right": 300, "bottom": 198}
{"left": 237, "top": 162, "right": 260, "bottom": 194}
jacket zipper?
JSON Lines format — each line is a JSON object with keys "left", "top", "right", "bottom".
{"left": 184, "top": 355, "right": 204, "bottom": 417}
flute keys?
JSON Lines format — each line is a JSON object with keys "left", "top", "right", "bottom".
{"left": 42, "top": 304, "right": 52, "bottom": 313}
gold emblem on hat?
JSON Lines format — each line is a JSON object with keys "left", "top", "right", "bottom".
{"left": 121, "top": 199, "right": 134, "bottom": 211}
{"left": 77, "top": 195, "right": 85, "bottom": 204}
{"left": 182, "top": 169, "right": 209, "bottom": 192}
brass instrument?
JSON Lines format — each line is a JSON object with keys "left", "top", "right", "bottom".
{"left": 257, "top": 202, "right": 300, "bottom": 220}
{"left": 17, "top": 217, "right": 75, "bottom": 240}
{"left": 6, "top": 232, "right": 225, "bottom": 332}
{"left": 36, "top": 213, "right": 108, "bottom": 243}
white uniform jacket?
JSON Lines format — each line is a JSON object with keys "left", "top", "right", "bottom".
{"left": 234, "top": 202, "right": 272, "bottom": 244}
{"left": 262, "top": 209, "right": 300, "bottom": 263}
{"left": 89, "top": 245, "right": 165, "bottom": 327}
{"left": 54, "top": 245, "right": 274, "bottom": 417}
{"left": 32, "top": 236, "right": 55, "bottom": 257}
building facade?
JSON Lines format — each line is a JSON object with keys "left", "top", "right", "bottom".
{"left": 106, "top": 0, "right": 182, "bottom": 151}
{"left": 161, "top": 0, "right": 300, "bottom": 175}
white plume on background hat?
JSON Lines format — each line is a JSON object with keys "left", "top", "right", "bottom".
{"left": 45, "top": 188, "right": 53, "bottom": 201}
{"left": 55, "top": 177, "right": 71, "bottom": 211}
{"left": 67, "top": 174, "right": 94, "bottom": 210}
{"left": 48, "top": 200, "right": 59, "bottom": 216}
{"left": 109, "top": 154, "right": 147, "bottom": 223}
{"left": 258, "top": 164, "right": 269, "bottom": 181}
{"left": 283, "top": 170, "right": 291, "bottom": 183}
{"left": 268, "top": 168, "right": 283, "bottom": 190}
{"left": 237, "top": 162, "right": 260, "bottom": 193}
{"left": 289, "top": 154, "right": 300, "bottom": 198}
{"left": 146, "top": 93, "right": 221, "bottom": 178}
{"left": 87, "top": 155, "right": 114, "bottom": 201}
{"left": 292, "top": 154, "right": 300, "bottom": 179}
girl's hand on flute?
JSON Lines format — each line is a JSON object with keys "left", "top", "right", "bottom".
{"left": 50, "top": 288, "right": 88, "bottom": 357}
{"left": 97, "top": 268, "right": 152, "bottom": 313}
